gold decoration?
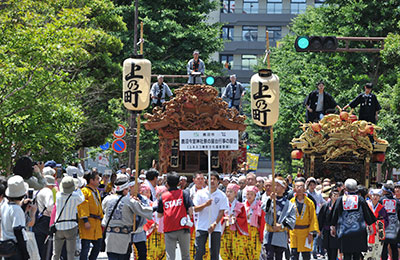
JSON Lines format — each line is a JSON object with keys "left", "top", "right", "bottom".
{"left": 291, "top": 113, "right": 388, "bottom": 162}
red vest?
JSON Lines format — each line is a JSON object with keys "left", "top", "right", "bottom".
{"left": 162, "top": 189, "right": 188, "bottom": 233}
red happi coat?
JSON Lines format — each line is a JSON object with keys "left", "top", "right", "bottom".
{"left": 245, "top": 200, "right": 266, "bottom": 242}
{"left": 222, "top": 199, "right": 249, "bottom": 236}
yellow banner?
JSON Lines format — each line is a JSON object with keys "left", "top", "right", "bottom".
{"left": 247, "top": 153, "right": 260, "bottom": 171}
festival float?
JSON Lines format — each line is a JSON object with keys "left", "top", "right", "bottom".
{"left": 143, "top": 84, "right": 246, "bottom": 174}
{"left": 290, "top": 111, "right": 389, "bottom": 185}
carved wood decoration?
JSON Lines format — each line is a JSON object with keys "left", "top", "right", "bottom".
{"left": 291, "top": 113, "right": 388, "bottom": 184}
{"left": 144, "top": 84, "right": 246, "bottom": 174}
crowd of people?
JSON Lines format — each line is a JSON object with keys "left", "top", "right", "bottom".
{"left": 2, "top": 156, "right": 400, "bottom": 260}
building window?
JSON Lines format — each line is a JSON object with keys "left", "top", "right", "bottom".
{"left": 242, "top": 26, "right": 258, "bottom": 41}
{"left": 222, "top": 26, "right": 234, "bottom": 41}
{"left": 267, "top": 0, "right": 282, "bottom": 14}
{"left": 291, "top": 0, "right": 306, "bottom": 14}
{"left": 220, "top": 54, "right": 234, "bottom": 70}
{"left": 267, "top": 26, "right": 281, "bottom": 46}
{"left": 243, "top": 0, "right": 258, "bottom": 14}
{"left": 221, "top": 0, "right": 235, "bottom": 13}
{"left": 314, "top": 0, "right": 325, "bottom": 8}
{"left": 242, "top": 54, "right": 257, "bottom": 70}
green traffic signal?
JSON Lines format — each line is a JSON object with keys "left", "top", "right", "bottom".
{"left": 206, "top": 76, "right": 215, "bottom": 85}
{"left": 295, "top": 36, "right": 338, "bottom": 52}
{"left": 297, "top": 37, "right": 309, "bottom": 49}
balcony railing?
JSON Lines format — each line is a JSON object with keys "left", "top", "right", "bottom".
{"left": 221, "top": 8, "right": 305, "bottom": 15}
{"left": 222, "top": 36, "right": 279, "bottom": 45}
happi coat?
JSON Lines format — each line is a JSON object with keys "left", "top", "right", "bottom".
{"left": 262, "top": 196, "right": 296, "bottom": 248}
{"left": 289, "top": 195, "right": 319, "bottom": 252}
{"left": 331, "top": 193, "right": 377, "bottom": 253}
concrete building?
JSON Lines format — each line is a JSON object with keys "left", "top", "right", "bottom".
{"left": 209, "top": 0, "right": 325, "bottom": 83}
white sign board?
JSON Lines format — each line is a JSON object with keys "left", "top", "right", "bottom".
{"left": 179, "top": 130, "right": 239, "bottom": 151}
{"left": 97, "top": 153, "right": 109, "bottom": 167}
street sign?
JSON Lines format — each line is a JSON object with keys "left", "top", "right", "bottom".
{"left": 113, "top": 124, "right": 126, "bottom": 139}
{"left": 97, "top": 153, "right": 110, "bottom": 167}
{"left": 100, "top": 142, "right": 110, "bottom": 151}
{"left": 112, "top": 139, "right": 127, "bottom": 153}
{"left": 179, "top": 130, "right": 239, "bottom": 151}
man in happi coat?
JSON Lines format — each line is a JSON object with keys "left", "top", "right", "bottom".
{"left": 262, "top": 177, "right": 296, "bottom": 260}
{"left": 379, "top": 183, "right": 400, "bottom": 260}
{"left": 289, "top": 177, "right": 319, "bottom": 260}
{"left": 331, "top": 179, "right": 377, "bottom": 260}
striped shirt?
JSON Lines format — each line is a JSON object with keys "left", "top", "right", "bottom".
{"left": 54, "top": 189, "right": 85, "bottom": 231}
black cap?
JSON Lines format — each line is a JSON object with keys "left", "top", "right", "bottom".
{"left": 316, "top": 80, "right": 325, "bottom": 86}
{"left": 365, "top": 83, "right": 373, "bottom": 89}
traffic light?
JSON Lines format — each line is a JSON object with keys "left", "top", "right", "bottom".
{"left": 205, "top": 76, "right": 230, "bottom": 88}
{"left": 295, "top": 36, "right": 338, "bottom": 52}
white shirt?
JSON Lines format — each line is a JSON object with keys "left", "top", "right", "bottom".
{"left": 308, "top": 190, "right": 325, "bottom": 214}
{"left": 54, "top": 189, "right": 85, "bottom": 230}
{"left": 193, "top": 188, "right": 228, "bottom": 232}
{"left": 145, "top": 179, "right": 156, "bottom": 201}
{"left": 0, "top": 202, "right": 27, "bottom": 242}
{"left": 189, "top": 185, "right": 204, "bottom": 225}
{"left": 36, "top": 187, "right": 54, "bottom": 217}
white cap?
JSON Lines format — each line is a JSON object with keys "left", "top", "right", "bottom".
{"left": 157, "top": 75, "right": 164, "bottom": 79}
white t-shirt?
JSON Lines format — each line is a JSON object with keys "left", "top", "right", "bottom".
{"left": 0, "top": 202, "right": 27, "bottom": 241}
{"left": 36, "top": 187, "right": 54, "bottom": 217}
{"left": 193, "top": 188, "right": 228, "bottom": 232}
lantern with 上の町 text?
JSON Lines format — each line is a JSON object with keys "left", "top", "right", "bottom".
{"left": 122, "top": 56, "right": 151, "bottom": 111}
{"left": 250, "top": 69, "right": 280, "bottom": 126}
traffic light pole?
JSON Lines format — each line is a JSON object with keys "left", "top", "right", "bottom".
{"left": 335, "top": 37, "right": 385, "bottom": 53}
{"left": 295, "top": 36, "right": 385, "bottom": 53}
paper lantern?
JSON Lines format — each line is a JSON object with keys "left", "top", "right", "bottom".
{"left": 250, "top": 69, "right": 280, "bottom": 126}
{"left": 372, "top": 153, "right": 385, "bottom": 163}
{"left": 122, "top": 56, "right": 151, "bottom": 111}
{"left": 291, "top": 150, "right": 304, "bottom": 160}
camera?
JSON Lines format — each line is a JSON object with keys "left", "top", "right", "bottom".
{"left": 73, "top": 173, "right": 78, "bottom": 178}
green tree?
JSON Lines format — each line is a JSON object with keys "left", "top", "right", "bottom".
{"left": 245, "top": 1, "right": 400, "bottom": 174}
{"left": 101, "top": 0, "right": 224, "bottom": 169}
{"left": 0, "top": 0, "right": 125, "bottom": 172}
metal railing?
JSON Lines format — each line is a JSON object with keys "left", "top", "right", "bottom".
{"left": 221, "top": 7, "right": 305, "bottom": 15}
{"left": 150, "top": 75, "right": 205, "bottom": 86}
{"left": 223, "top": 36, "right": 280, "bottom": 44}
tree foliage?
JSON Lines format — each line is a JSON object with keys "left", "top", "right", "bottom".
{"left": 104, "top": 0, "right": 224, "bottom": 169}
{"left": 245, "top": 1, "right": 400, "bottom": 175}
{"left": 0, "top": 0, "right": 124, "bottom": 172}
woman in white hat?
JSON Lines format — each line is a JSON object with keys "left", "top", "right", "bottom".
{"left": 0, "top": 175, "right": 30, "bottom": 260}
{"left": 51, "top": 176, "right": 85, "bottom": 260}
